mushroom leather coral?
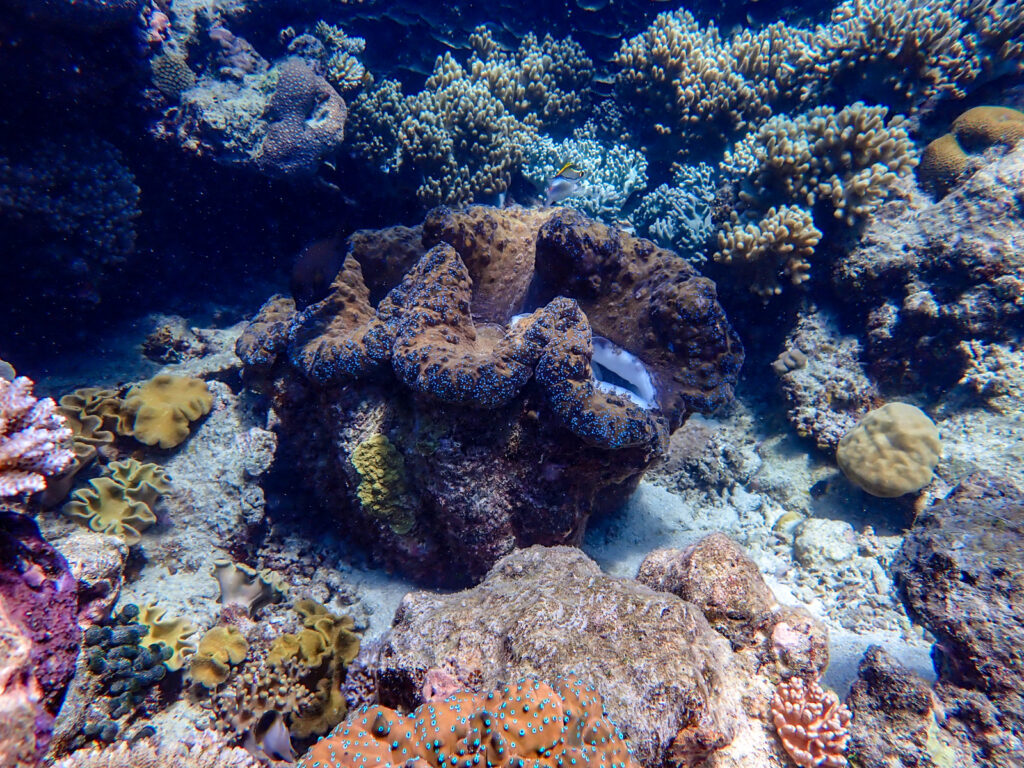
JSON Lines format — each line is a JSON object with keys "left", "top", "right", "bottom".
{"left": 124, "top": 374, "right": 213, "bottom": 449}
{"left": 63, "top": 458, "right": 170, "bottom": 544}
{"left": 298, "top": 676, "right": 640, "bottom": 768}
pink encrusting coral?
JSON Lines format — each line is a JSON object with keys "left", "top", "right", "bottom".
{"left": 0, "top": 376, "right": 74, "bottom": 497}
{"left": 771, "top": 676, "right": 852, "bottom": 767}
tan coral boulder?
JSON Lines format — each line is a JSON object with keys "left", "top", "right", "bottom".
{"left": 836, "top": 403, "right": 941, "bottom": 497}
{"left": 351, "top": 545, "right": 790, "bottom": 768}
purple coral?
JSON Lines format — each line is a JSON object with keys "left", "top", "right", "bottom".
{"left": 0, "top": 376, "right": 74, "bottom": 497}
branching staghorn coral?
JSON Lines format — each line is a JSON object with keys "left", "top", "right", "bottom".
{"left": 311, "top": 21, "right": 368, "bottom": 93}
{"left": 613, "top": 10, "right": 812, "bottom": 148}
{"left": 0, "top": 376, "right": 73, "bottom": 497}
{"left": 722, "top": 102, "right": 917, "bottom": 225}
{"left": 347, "top": 27, "right": 592, "bottom": 205}
{"left": 715, "top": 206, "right": 822, "bottom": 298}
{"left": 806, "top": 0, "right": 982, "bottom": 107}
{"left": 614, "top": 1, "right": 1024, "bottom": 154}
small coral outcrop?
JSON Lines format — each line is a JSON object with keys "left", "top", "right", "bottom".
{"left": 299, "top": 676, "right": 639, "bottom": 768}
{"left": 0, "top": 375, "right": 74, "bottom": 497}
{"left": 64, "top": 459, "right": 171, "bottom": 544}
{"left": 836, "top": 403, "right": 941, "bottom": 497}
{"left": 124, "top": 374, "right": 213, "bottom": 449}
{"left": 771, "top": 676, "right": 851, "bottom": 768}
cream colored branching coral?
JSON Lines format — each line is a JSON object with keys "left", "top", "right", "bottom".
{"left": 348, "top": 26, "right": 592, "bottom": 205}
{"left": 615, "top": 1, "right": 1024, "bottom": 154}
{"left": 722, "top": 102, "right": 917, "bottom": 225}
{"left": 715, "top": 102, "right": 915, "bottom": 295}
{"left": 614, "top": 10, "right": 798, "bottom": 141}
{"left": 0, "top": 375, "right": 73, "bottom": 497}
{"left": 771, "top": 676, "right": 852, "bottom": 767}
{"left": 808, "top": 0, "right": 982, "bottom": 106}
{"left": 715, "top": 207, "right": 822, "bottom": 298}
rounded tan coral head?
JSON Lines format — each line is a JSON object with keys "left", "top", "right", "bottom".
{"left": 836, "top": 403, "right": 941, "bottom": 497}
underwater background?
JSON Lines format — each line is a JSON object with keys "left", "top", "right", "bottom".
{"left": 1, "top": 0, "right": 1023, "bottom": 766}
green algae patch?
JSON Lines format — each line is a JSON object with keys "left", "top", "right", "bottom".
{"left": 351, "top": 434, "right": 416, "bottom": 534}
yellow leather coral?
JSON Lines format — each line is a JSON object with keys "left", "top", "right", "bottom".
{"left": 836, "top": 403, "right": 941, "bottom": 497}
{"left": 124, "top": 374, "right": 213, "bottom": 448}
{"left": 136, "top": 601, "right": 198, "bottom": 671}
{"left": 63, "top": 458, "right": 171, "bottom": 544}
{"left": 190, "top": 626, "right": 249, "bottom": 687}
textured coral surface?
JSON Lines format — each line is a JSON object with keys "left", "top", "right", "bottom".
{"left": 300, "top": 676, "right": 639, "bottom": 768}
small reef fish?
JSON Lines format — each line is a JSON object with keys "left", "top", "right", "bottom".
{"left": 545, "top": 161, "right": 586, "bottom": 206}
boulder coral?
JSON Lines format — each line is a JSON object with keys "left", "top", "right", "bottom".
{"left": 918, "top": 105, "right": 1024, "bottom": 196}
{"left": 238, "top": 205, "right": 742, "bottom": 582}
{"left": 836, "top": 403, "right": 941, "bottom": 497}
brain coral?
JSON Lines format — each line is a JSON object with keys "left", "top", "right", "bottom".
{"left": 240, "top": 205, "right": 742, "bottom": 583}
{"left": 919, "top": 105, "right": 1024, "bottom": 196}
{"left": 836, "top": 403, "right": 941, "bottom": 497}
{"left": 298, "top": 676, "right": 639, "bottom": 768}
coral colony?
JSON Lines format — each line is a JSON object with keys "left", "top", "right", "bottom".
{"left": 1, "top": 1, "right": 1024, "bottom": 768}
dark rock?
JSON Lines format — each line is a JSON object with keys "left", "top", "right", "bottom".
{"left": 637, "top": 534, "right": 776, "bottom": 648}
{"left": 846, "top": 645, "right": 959, "bottom": 768}
{"left": 892, "top": 472, "right": 1024, "bottom": 764}
{"left": 0, "top": 509, "right": 81, "bottom": 763}
{"left": 833, "top": 146, "right": 1024, "bottom": 392}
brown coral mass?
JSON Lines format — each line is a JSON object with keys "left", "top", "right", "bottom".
{"left": 532, "top": 208, "right": 743, "bottom": 429}
{"left": 289, "top": 254, "right": 392, "bottom": 384}
{"left": 423, "top": 205, "right": 555, "bottom": 324}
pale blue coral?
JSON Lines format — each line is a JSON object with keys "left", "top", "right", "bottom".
{"left": 633, "top": 163, "right": 716, "bottom": 262}
{"left": 521, "top": 132, "right": 647, "bottom": 224}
